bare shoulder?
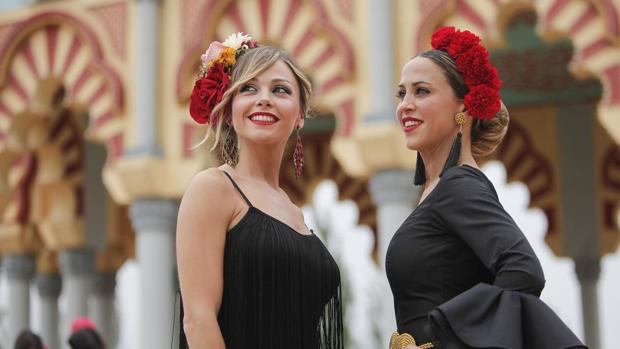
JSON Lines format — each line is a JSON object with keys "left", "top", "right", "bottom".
{"left": 178, "top": 167, "right": 235, "bottom": 229}
{"left": 184, "top": 167, "right": 228, "bottom": 198}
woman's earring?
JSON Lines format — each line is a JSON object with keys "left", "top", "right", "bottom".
{"left": 440, "top": 112, "right": 467, "bottom": 177}
{"left": 293, "top": 126, "right": 304, "bottom": 179}
{"left": 454, "top": 112, "right": 467, "bottom": 130}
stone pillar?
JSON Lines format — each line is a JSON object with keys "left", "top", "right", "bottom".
{"left": 129, "top": 199, "right": 178, "bottom": 349}
{"left": 90, "top": 272, "right": 117, "bottom": 348}
{"left": 4, "top": 254, "right": 36, "bottom": 345}
{"left": 36, "top": 273, "right": 62, "bottom": 349}
{"left": 575, "top": 258, "right": 601, "bottom": 349}
{"left": 60, "top": 249, "right": 94, "bottom": 336}
{"left": 369, "top": 170, "right": 420, "bottom": 346}
{"left": 128, "top": 0, "right": 162, "bottom": 156}
{"left": 555, "top": 103, "right": 601, "bottom": 347}
{"left": 366, "top": 0, "right": 395, "bottom": 123}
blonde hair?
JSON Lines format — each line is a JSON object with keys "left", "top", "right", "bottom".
{"left": 471, "top": 101, "right": 509, "bottom": 158}
{"left": 197, "top": 45, "right": 312, "bottom": 166}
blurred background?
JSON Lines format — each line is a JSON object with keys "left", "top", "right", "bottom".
{"left": 0, "top": 0, "right": 618, "bottom": 348}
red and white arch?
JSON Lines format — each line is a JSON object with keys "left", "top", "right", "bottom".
{"left": 0, "top": 12, "right": 125, "bottom": 161}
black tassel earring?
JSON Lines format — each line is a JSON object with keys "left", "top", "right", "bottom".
{"left": 440, "top": 112, "right": 466, "bottom": 177}
{"left": 414, "top": 152, "right": 426, "bottom": 185}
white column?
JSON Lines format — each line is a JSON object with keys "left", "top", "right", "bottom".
{"left": 366, "top": 0, "right": 395, "bottom": 123}
{"left": 127, "top": 0, "right": 162, "bottom": 155}
{"left": 575, "top": 258, "right": 601, "bottom": 349}
{"left": 369, "top": 170, "right": 420, "bottom": 346}
{"left": 60, "top": 249, "right": 94, "bottom": 339}
{"left": 36, "top": 273, "right": 61, "bottom": 349}
{"left": 90, "top": 272, "right": 116, "bottom": 348}
{"left": 129, "top": 199, "right": 178, "bottom": 349}
{"left": 4, "top": 254, "right": 36, "bottom": 345}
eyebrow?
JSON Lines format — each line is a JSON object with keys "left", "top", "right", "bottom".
{"left": 398, "top": 80, "right": 432, "bottom": 88}
{"left": 271, "top": 78, "right": 292, "bottom": 84}
{"left": 247, "top": 77, "right": 292, "bottom": 84}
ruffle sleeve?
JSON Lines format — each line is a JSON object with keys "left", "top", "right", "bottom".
{"left": 427, "top": 283, "right": 586, "bottom": 349}
{"left": 427, "top": 167, "right": 586, "bottom": 349}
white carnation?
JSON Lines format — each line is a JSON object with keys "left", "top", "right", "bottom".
{"left": 223, "top": 32, "right": 252, "bottom": 49}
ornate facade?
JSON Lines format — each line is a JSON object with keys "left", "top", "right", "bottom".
{"left": 0, "top": 0, "right": 618, "bottom": 348}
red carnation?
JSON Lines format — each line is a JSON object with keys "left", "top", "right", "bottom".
{"left": 430, "top": 26, "right": 502, "bottom": 120}
{"left": 456, "top": 46, "right": 488, "bottom": 76}
{"left": 464, "top": 62, "right": 501, "bottom": 90}
{"left": 446, "top": 30, "right": 481, "bottom": 57}
{"left": 464, "top": 85, "right": 501, "bottom": 120}
{"left": 431, "top": 26, "right": 456, "bottom": 51}
{"left": 189, "top": 63, "right": 230, "bottom": 124}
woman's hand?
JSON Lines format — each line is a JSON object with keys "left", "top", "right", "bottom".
{"left": 405, "top": 345, "right": 420, "bottom": 349}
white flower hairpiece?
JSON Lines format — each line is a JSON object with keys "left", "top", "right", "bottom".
{"left": 223, "top": 33, "right": 253, "bottom": 50}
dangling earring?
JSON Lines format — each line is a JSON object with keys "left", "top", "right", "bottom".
{"left": 440, "top": 112, "right": 466, "bottom": 177}
{"left": 414, "top": 152, "right": 426, "bottom": 185}
{"left": 293, "top": 125, "right": 304, "bottom": 179}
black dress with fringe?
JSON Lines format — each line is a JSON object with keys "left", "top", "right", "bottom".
{"left": 179, "top": 171, "right": 343, "bottom": 349}
{"left": 386, "top": 165, "right": 586, "bottom": 349}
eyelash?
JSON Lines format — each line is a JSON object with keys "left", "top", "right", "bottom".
{"left": 239, "top": 84, "right": 291, "bottom": 95}
{"left": 239, "top": 84, "right": 256, "bottom": 92}
{"left": 396, "top": 87, "right": 430, "bottom": 100}
{"left": 273, "top": 85, "right": 291, "bottom": 94}
{"left": 415, "top": 87, "right": 430, "bottom": 95}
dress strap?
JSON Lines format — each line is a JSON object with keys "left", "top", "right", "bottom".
{"left": 221, "top": 170, "right": 253, "bottom": 207}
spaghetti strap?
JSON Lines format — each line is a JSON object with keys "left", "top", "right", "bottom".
{"left": 221, "top": 170, "right": 253, "bottom": 207}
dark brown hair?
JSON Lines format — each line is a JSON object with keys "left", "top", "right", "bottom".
{"left": 419, "top": 49, "right": 509, "bottom": 158}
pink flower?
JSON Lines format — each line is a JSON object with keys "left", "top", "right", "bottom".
{"left": 201, "top": 41, "right": 227, "bottom": 67}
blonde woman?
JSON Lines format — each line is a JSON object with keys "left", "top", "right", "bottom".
{"left": 176, "top": 34, "right": 342, "bottom": 349}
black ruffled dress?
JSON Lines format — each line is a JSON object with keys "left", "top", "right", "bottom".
{"left": 386, "top": 165, "right": 586, "bottom": 349}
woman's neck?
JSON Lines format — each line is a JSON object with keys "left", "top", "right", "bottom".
{"left": 234, "top": 140, "right": 287, "bottom": 188}
{"left": 419, "top": 130, "right": 477, "bottom": 187}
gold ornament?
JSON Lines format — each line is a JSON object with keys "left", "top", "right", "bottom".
{"left": 389, "top": 331, "right": 435, "bottom": 349}
{"left": 454, "top": 112, "right": 467, "bottom": 126}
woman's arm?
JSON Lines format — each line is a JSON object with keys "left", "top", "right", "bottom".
{"left": 177, "top": 169, "right": 234, "bottom": 348}
{"left": 433, "top": 168, "right": 545, "bottom": 295}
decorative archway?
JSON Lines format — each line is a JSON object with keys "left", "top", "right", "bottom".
{"left": 0, "top": 12, "right": 126, "bottom": 162}
{"left": 0, "top": 10, "right": 132, "bottom": 265}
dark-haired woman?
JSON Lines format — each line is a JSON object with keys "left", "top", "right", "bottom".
{"left": 386, "top": 26, "right": 586, "bottom": 349}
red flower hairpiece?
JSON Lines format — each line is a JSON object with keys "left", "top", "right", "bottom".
{"left": 431, "top": 26, "right": 501, "bottom": 120}
{"left": 189, "top": 33, "right": 258, "bottom": 125}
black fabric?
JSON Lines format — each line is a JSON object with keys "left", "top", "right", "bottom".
{"left": 179, "top": 171, "right": 343, "bottom": 349}
{"left": 386, "top": 165, "right": 586, "bottom": 349}
{"left": 414, "top": 152, "right": 426, "bottom": 185}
